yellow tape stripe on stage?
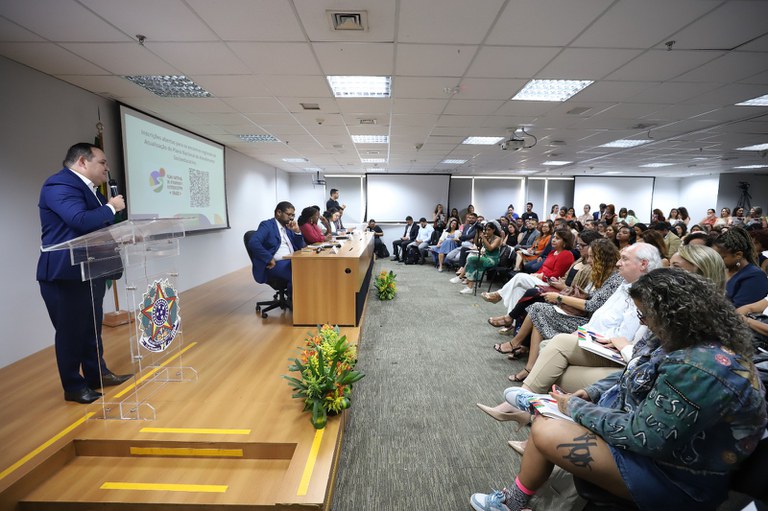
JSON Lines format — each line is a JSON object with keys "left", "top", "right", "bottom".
{"left": 139, "top": 427, "right": 251, "bottom": 435}
{"left": 297, "top": 428, "right": 325, "bottom": 496}
{"left": 130, "top": 447, "right": 243, "bottom": 457}
{"left": 113, "top": 342, "right": 197, "bottom": 398}
{"left": 0, "top": 412, "right": 95, "bottom": 482}
{"left": 101, "top": 482, "right": 228, "bottom": 493}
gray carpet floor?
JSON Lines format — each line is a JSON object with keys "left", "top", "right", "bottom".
{"left": 330, "top": 258, "right": 531, "bottom": 510}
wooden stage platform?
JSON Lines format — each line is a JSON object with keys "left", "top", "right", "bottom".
{"left": 0, "top": 267, "right": 363, "bottom": 510}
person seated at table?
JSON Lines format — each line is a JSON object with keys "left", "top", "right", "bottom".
{"left": 470, "top": 268, "right": 767, "bottom": 511}
{"left": 322, "top": 208, "right": 340, "bottom": 236}
{"left": 247, "top": 201, "right": 306, "bottom": 293}
{"left": 298, "top": 206, "right": 329, "bottom": 244}
{"left": 712, "top": 226, "right": 768, "bottom": 307}
{"left": 453, "top": 221, "right": 502, "bottom": 294}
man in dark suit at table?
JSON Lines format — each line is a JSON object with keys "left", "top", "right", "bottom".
{"left": 247, "top": 201, "right": 306, "bottom": 293}
{"left": 37, "top": 142, "right": 132, "bottom": 404}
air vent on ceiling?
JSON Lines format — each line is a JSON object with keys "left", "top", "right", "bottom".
{"left": 567, "top": 106, "right": 591, "bottom": 115}
{"left": 359, "top": 118, "right": 377, "bottom": 125}
{"left": 549, "top": 140, "right": 566, "bottom": 146}
{"left": 300, "top": 102, "right": 320, "bottom": 110}
{"left": 328, "top": 11, "right": 368, "bottom": 31}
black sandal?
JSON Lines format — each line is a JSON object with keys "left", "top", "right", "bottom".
{"left": 508, "top": 367, "right": 531, "bottom": 382}
{"left": 493, "top": 342, "right": 516, "bottom": 354}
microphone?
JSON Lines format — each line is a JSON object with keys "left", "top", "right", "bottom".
{"left": 108, "top": 179, "right": 119, "bottom": 198}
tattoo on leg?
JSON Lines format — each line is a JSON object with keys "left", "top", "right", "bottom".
{"left": 557, "top": 432, "right": 598, "bottom": 470}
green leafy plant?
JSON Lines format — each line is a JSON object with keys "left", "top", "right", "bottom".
{"left": 284, "top": 324, "right": 365, "bottom": 429}
{"left": 374, "top": 270, "right": 397, "bottom": 300}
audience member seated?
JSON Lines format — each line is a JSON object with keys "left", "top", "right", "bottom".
{"left": 683, "top": 231, "right": 710, "bottom": 246}
{"left": 485, "top": 229, "right": 575, "bottom": 313}
{"left": 577, "top": 204, "right": 593, "bottom": 225}
{"left": 298, "top": 206, "right": 328, "bottom": 244}
{"left": 433, "top": 203, "right": 447, "bottom": 224}
{"left": 452, "top": 221, "right": 503, "bottom": 294}
{"left": 603, "top": 224, "right": 616, "bottom": 242}
{"left": 614, "top": 223, "right": 635, "bottom": 250}
{"left": 731, "top": 206, "right": 746, "bottom": 227}
{"left": 737, "top": 295, "right": 768, "bottom": 350}
{"left": 624, "top": 209, "right": 640, "bottom": 226}
{"left": 406, "top": 217, "right": 433, "bottom": 264}
{"left": 247, "top": 201, "right": 306, "bottom": 293}
{"left": 447, "top": 212, "right": 479, "bottom": 272}
{"left": 470, "top": 269, "right": 767, "bottom": 511}
{"left": 714, "top": 207, "right": 730, "bottom": 228}
{"left": 673, "top": 221, "right": 687, "bottom": 239}
{"left": 432, "top": 217, "right": 460, "bottom": 272}
{"left": 366, "top": 219, "right": 388, "bottom": 259}
{"left": 514, "top": 220, "right": 552, "bottom": 271}
{"left": 749, "top": 228, "right": 768, "bottom": 273}
{"left": 391, "top": 215, "right": 418, "bottom": 262}
{"left": 653, "top": 221, "right": 681, "bottom": 256}
{"left": 500, "top": 239, "right": 625, "bottom": 382}
{"left": 712, "top": 226, "right": 768, "bottom": 307}
{"left": 651, "top": 208, "right": 666, "bottom": 224}
{"left": 602, "top": 204, "right": 617, "bottom": 225}
{"left": 503, "top": 220, "right": 520, "bottom": 250}
{"left": 322, "top": 208, "right": 340, "bottom": 236}
{"left": 484, "top": 230, "right": 603, "bottom": 330}
{"left": 640, "top": 229, "right": 670, "bottom": 266}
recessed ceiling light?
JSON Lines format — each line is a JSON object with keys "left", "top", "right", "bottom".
{"left": 511, "top": 79, "right": 593, "bottom": 102}
{"left": 238, "top": 134, "right": 279, "bottom": 143}
{"left": 124, "top": 75, "right": 212, "bottom": 98}
{"left": 462, "top": 136, "right": 505, "bottom": 145}
{"left": 515, "top": 170, "right": 538, "bottom": 175}
{"left": 602, "top": 171, "right": 622, "bottom": 175}
{"left": 733, "top": 164, "right": 768, "bottom": 169}
{"left": 327, "top": 76, "right": 391, "bottom": 98}
{"left": 282, "top": 158, "right": 308, "bottom": 163}
{"left": 441, "top": 159, "right": 468, "bottom": 164}
{"left": 366, "top": 167, "right": 386, "bottom": 172}
{"left": 542, "top": 161, "right": 573, "bottom": 166}
{"left": 599, "top": 139, "right": 653, "bottom": 148}
{"left": 303, "top": 167, "right": 322, "bottom": 172}
{"left": 351, "top": 135, "right": 389, "bottom": 144}
{"left": 361, "top": 158, "right": 387, "bottom": 163}
{"left": 736, "top": 93, "right": 768, "bottom": 106}
{"left": 736, "top": 143, "right": 768, "bottom": 151}
{"left": 639, "top": 163, "right": 674, "bottom": 168}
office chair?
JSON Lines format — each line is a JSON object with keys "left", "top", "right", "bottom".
{"left": 243, "top": 230, "right": 291, "bottom": 318}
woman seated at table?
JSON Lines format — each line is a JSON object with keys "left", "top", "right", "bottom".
{"left": 470, "top": 269, "right": 767, "bottom": 511}
{"left": 298, "top": 206, "right": 330, "bottom": 244}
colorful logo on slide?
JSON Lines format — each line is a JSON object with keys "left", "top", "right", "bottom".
{"left": 149, "top": 168, "right": 166, "bottom": 192}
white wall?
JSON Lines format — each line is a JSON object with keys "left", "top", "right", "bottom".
{"left": 679, "top": 175, "right": 719, "bottom": 225}
{"left": 651, "top": 178, "right": 680, "bottom": 224}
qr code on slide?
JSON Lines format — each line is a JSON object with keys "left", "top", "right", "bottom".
{"left": 189, "top": 169, "right": 210, "bottom": 208}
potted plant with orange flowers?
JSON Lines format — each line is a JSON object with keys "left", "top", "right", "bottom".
{"left": 374, "top": 270, "right": 397, "bottom": 300}
{"left": 284, "top": 324, "right": 365, "bottom": 429}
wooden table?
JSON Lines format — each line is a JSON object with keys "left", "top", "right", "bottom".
{"left": 288, "top": 232, "right": 374, "bottom": 326}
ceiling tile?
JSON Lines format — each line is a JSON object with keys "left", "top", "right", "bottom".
{"left": 229, "top": 42, "right": 321, "bottom": 75}
{"left": 443, "top": 99, "right": 505, "bottom": 116}
{"left": 394, "top": 77, "right": 462, "bottom": 99}
{"left": 673, "top": 52, "right": 768, "bottom": 83}
{"left": 259, "top": 75, "right": 331, "bottom": 97}
{"left": 539, "top": 48, "right": 643, "bottom": 80}
{"left": 55, "top": 75, "right": 157, "bottom": 98}
{"left": 186, "top": 0, "right": 306, "bottom": 41}
{"left": 669, "top": 1, "right": 768, "bottom": 50}
{"left": 607, "top": 50, "right": 723, "bottom": 81}
{"left": 396, "top": 44, "right": 477, "bottom": 77}
{"left": 487, "top": 0, "right": 612, "bottom": 46}
{"left": 457, "top": 78, "right": 527, "bottom": 100}
{"left": 293, "top": 0, "right": 396, "bottom": 43}
{"left": 398, "top": 0, "right": 504, "bottom": 44}
{"left": 0, "top": 17, "right": 44, "bottom": 41}
{"left": 466, "top": 46, "right": 560, "bottom": 79}
{"left": 335, "top": 98, "right": 391, "bottom": 115}
{"left": 191, "top": 75, "right": 272, "bottom": 97}
{"left": 60, "top": 42, "right": 178, "bottom": 75}
{"left": 222, "top": 97, "right": 289, "bottom": 114}
{"left": 313, "top": 42, "right": 393, "bottom": 75}
{"left": 148, "top": 42, "right": 250, "bottom": 74}
{"left": 0, "top": 42, "right": 107, "bottom": 74}
{"left": 392, "top": 98, "right": 448, "bottom": 114}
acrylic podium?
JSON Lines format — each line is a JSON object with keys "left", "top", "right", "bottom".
{"left": 41, "top": 218, "right": 196, "bottom": 420}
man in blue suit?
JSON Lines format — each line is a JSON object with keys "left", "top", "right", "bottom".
{"left": 37, "top": 143, "right": 131, "bottom": 404}
{"left": 247, "top": 201, "right": 306, "bottom": 292}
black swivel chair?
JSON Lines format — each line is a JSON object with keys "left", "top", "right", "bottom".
{"left": 243, "top": 230, "right": 292, "bottom": 318}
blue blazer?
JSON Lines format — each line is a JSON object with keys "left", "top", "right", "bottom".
{"left": 247, "top": 218, "right": 306, "bottom": 283}
{"left": 36, "top": 168, "right": 116, "bottom": 281}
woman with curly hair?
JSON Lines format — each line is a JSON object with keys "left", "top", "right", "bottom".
{"left": 471, "top": 269, "right": 767, "bottom": 511}
{"left": 712, "top": 226, "right": 768, "bottom": 307}
{"left": 500, "top": 239, "right": 623, "bottom": 382}
{"left": 640, "top": 229, "right": 669, "bottom": 266}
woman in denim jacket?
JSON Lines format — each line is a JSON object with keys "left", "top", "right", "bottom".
{"left": 470, "top": 269, "right": 766, "bottom": 511}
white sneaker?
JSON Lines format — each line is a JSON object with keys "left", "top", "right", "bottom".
{"left": 470, "top": 490, "right": 512, "bottom": 511}
{"left": 449, "top": 276, "right": 462, "bottom": 284}
{"left": 460, "top": 287, "right": 474, "bottom": 294}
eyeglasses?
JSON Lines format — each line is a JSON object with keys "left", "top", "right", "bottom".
{"left": 636, "top": 309, "right": 646, "bottom": 324}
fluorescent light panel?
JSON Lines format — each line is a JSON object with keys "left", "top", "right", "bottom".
{"left": 351, "top": 135, "right": 389, "bottom": 144}
{"left": 282, "top": 158, "right": 308, "bottom": 163}
{"left": 462, "top": 136, "right": 505, "bottom": 145}
{"left": 441, "top": 159, "right": 467, "bottom": 164}
{"left": 238, "top": 134, "right": 279, "bottom": 142}
{"left": 124, "top": 75, "right": 212, "bottom": 98}
{"left": 736, "top": 143, "right": 768, "bottom": 151}
{"left": 361, "top": 158, "right": 387, "bottom": 163}
{"left": 327, "top": 76, "right": 391, "bottom": 98}
{"left": 542, "top": 161, "right": 572, "bottom": 166}
{"left": 736, "top": 93, "right": 768, "bottom": 106}
{"left": 303, "top": 167, "right": 322, "bottom": 172}
{"left": 734, "top": 164, "right": 768, "bottom": 169}
{"left": 599, "top": 139, "right": 652, "bottom": 148}
{"left": 639, "top": 163, "right": 674, "bottom": 168}
{"left": 511, "top": 79, "right": 593, "bottom": 102}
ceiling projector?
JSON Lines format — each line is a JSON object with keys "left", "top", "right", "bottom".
{"left": 500, "top": 138, "right": 526, "bottom": 151}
